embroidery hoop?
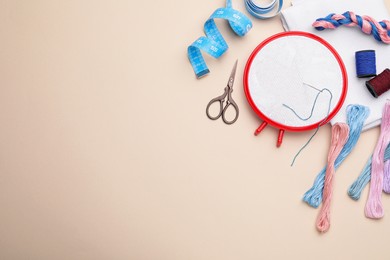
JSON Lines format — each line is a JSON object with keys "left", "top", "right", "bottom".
{"left": 243, "top": 31, "right": 348, "bottom": 146}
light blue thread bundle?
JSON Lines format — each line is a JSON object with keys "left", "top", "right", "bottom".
{"left": 187, "top": 0, "right": 252, "bottom": 78}
{"left": 348, "top": 143, "right": 390, "bottom": 200}
{"left": 303, "top": 105, "right": 370, "bottom": 208}
{"left": 355, "top": 50, "right": 376, "bottom": 78}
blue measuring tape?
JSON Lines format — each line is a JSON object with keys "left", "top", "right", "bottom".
{"left": 187, "top": 0, "right": 252, "bottom": 78}
{"left": 244, "top": 0, "right": 284, "bottom": 19}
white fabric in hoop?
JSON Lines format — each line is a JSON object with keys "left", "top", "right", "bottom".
{"left": 247, "top": 34, "right": 345, "bottom": 128}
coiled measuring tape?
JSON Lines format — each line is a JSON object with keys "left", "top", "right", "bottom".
{"left": 187, "top": 0, "right": 252, "bottom": 78}
{"left": 244, "top": 0, "right": 284, "bottom": 19}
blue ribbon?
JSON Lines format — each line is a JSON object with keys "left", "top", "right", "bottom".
{"left": 187, "top": 0, "right": 252, "bottom": 78}
{"left": 244, "top": 0, "right": 284, "bottom": 20}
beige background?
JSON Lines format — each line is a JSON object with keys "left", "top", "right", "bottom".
{"left": 1, "top": 0, "right": 390, "bottom": 259}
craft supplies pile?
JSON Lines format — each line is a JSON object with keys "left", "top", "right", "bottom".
{"left": 187, "top": 0, "right": 390, "bottom": 233}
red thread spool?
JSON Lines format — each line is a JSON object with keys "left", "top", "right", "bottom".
{"left": 366, "top": 69, "right": 390, "bottom": 98}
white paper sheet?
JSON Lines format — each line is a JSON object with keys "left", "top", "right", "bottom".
{"left": 281, "top": 0, "right": 390, "bottom": 130}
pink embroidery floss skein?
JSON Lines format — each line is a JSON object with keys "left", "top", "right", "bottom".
{"left": 383, "top": 160, "right": 390, "bottom": 193}
{"left": 316, "top": 123, "right": 349, "bottom": 233}
{"left": 365, "top": 101, "right": 390, "bottom": 219}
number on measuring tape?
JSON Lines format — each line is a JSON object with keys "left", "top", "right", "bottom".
{"left": 187, "top": 0, "right": 252, "bottom": 78}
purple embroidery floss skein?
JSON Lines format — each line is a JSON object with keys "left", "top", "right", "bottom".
{"left": 355, "top": 50, "right": 376, "bottom": 78}
{"left": 365, "top": 101, "right": 390, "bottom": 219}
{"left": 348, "top": 143, "right": 390, "bottom": 200}
{"left": 383, "top": 160, "right": 390, "bottom": 193}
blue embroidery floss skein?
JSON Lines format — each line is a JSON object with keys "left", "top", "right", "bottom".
{"left": 348, "top": 143, "right": 390, "bottom": 200}
{"left": 355, "top": 50, "right": 376, "bottom": 78}
{"left": 302, "top": 105, "right": 369, "bottom": 208}
{"left": 366, "top": 69, "right": 390, "bottom": 98}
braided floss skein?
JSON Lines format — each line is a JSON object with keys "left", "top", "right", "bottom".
{"left": 303, "top": 105, "right": 370, "bottom": 208}
{"left": 348, "top": 144, "right": 390, "bottom": 200}
{"left": 313, "top": 11, "right": 390, "bottom": 44}
{"left": 365, "top": 102, "right": 390, "bottom": 219}
{"left": 316, "top": 123, "right": 349, "bottom": 233}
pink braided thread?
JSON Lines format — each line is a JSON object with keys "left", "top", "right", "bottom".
{"left": 313, "top": 11, "right": 390, "bottom": 44}
{"left": 365, "top": 102, "right": 390, "bottom": 219}
{"left": 316, "top": 123, "right": 349, "bottom": 233}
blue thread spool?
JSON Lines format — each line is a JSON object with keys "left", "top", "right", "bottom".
{"left": 355, "top": 50, "right": 376, "bottom": 78}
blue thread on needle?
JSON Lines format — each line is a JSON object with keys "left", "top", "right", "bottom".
{"left": 283, "top": 86, "right": 333, "bottom": 166}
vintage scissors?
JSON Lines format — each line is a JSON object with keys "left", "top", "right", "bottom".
{"left": 206, "top": 60, "right": 240, "bottom": 124}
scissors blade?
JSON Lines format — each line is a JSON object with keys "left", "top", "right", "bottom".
{"left": 227, "top": 59, "right": 238, "bottom": 88}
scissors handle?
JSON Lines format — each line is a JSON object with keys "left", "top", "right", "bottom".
{"left": 206, "top": 87, "right": 239, "bottom": 124}
{"left": 221, "top": 98, "right": 239, "bottom": 124}
{"left": 206, "top": 97, "right": 224, "bottom": 120}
